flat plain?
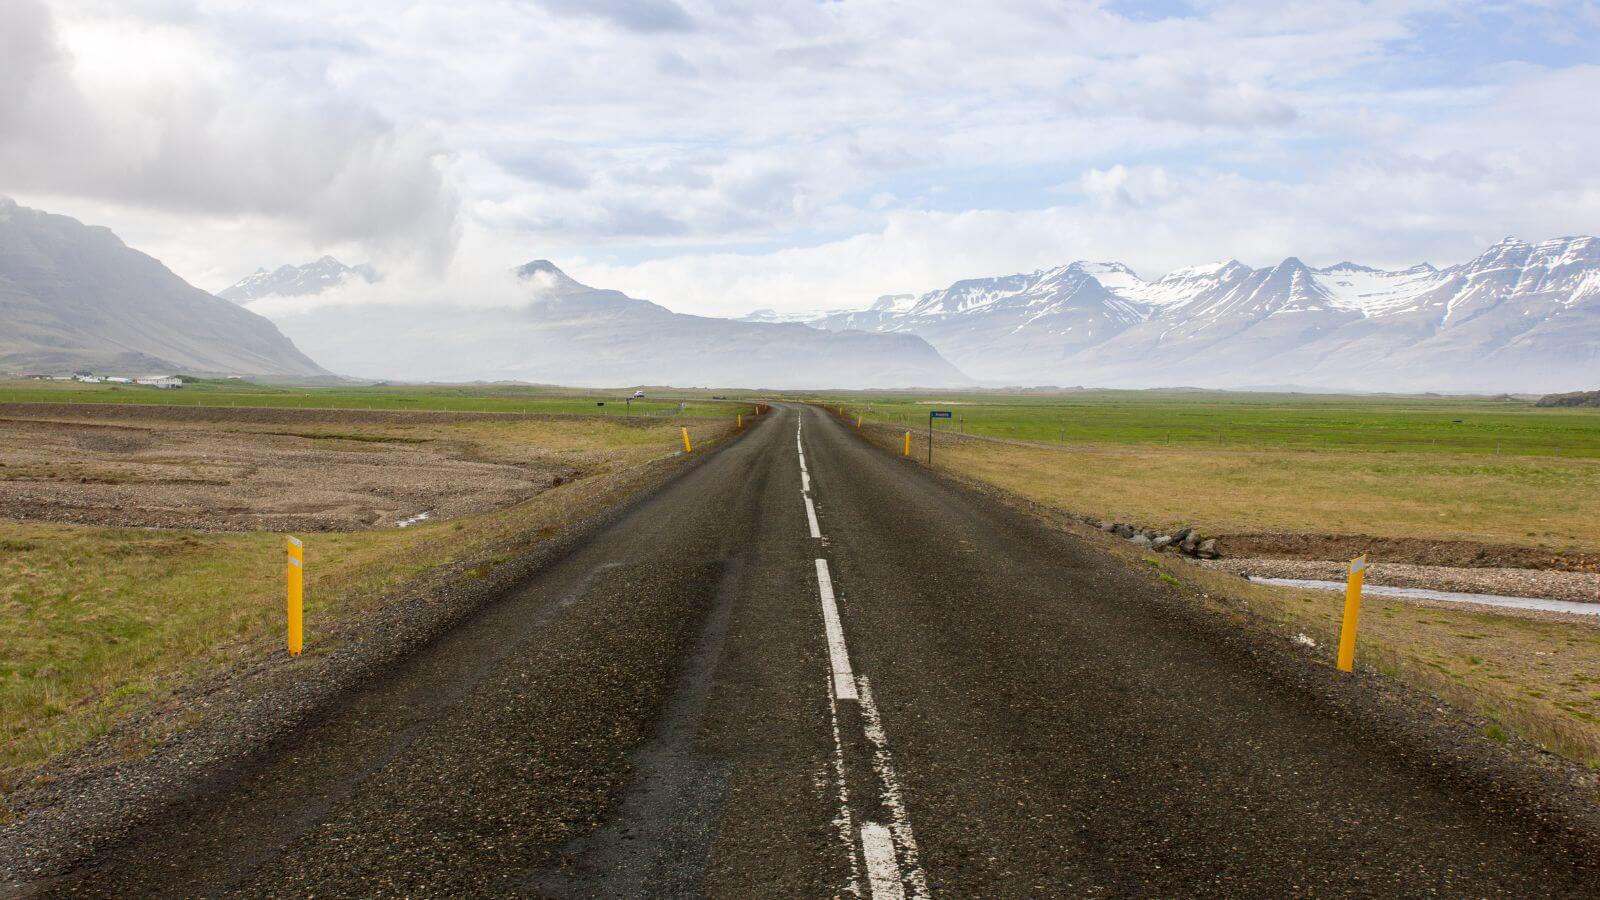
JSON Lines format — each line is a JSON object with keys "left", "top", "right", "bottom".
{"left": 819, "top": 389, "right": 1600, "bottom": 556}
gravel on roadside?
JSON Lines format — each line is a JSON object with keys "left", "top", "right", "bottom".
{"left": 1201, "top": 557, "right": 1600, "bottom": 604}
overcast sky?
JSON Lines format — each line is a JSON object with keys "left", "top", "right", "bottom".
{"left": 5, "top": 0, "right": 1600, "bottom": 317}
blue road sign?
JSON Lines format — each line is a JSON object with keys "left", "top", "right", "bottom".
{"left": 930, "top": 410, "right": 953, "bottom": 418}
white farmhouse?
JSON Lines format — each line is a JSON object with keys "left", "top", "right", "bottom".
{"left": 136, "top": 375, "right": 184, "bottom": 389}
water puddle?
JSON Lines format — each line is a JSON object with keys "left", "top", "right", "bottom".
{"left": 1248, "top": 577, "right": 1600, "bottom": 617}
{"left": 396, "top": 510, "right": 433, "bottom": 528}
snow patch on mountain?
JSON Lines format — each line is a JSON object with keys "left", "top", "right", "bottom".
{"left": 811, "top": 237, "right": 1600, "bottom": 392}
{"left": 219, "top": 256, "right": 378, "bottom": 303}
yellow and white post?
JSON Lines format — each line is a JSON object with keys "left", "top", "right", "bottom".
{"left": 1336, "top": 554, "right": 1366, "bottom": 672}
{"left": 681, "top": 427, "right": 693, "bottom": 453}
{"left": 286, "top": 536, "right": 304, "bottom": 656}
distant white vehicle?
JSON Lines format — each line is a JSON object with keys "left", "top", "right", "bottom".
{"left": 632, "top": 390, "right": 645, "bottom": 398}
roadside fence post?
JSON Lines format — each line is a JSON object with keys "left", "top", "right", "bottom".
{"left": 682, "top": 427, "right": 693, "bottom": 453}
{"left": 287, "top": 536, "right": 304, "bottom": 656}
{"left": 1336, "top": 554, "right": 1366, "bottom": 672}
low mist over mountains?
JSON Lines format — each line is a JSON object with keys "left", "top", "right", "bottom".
{"left": 7, "top": 192, "right": 1595, "bottom": 392}
{"left": 807, "top": 238, "right": 1600, "bottom": 392}
{"left": 0, "top": 199, "right": 329, "bottom": 377}
{"left": 259, "top": 260, "right": 968, "bottom": 388}
{"left": 219, "top": 257, "right": 378, "bottom": 303}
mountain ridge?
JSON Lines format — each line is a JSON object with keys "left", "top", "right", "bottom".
{"left": 0, "top": 198, "right": 331, "bottom": 378}
{"left": 219, "top": 256, "right": 378, "bottom": 303}
{"left": 809, "top": 236, "right": 1600, "bottom": 392}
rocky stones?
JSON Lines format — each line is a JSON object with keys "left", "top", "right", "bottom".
{"left": 1108, "top": 520, "right": 1218, "bottom": 560}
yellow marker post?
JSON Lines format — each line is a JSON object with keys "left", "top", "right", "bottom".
{"left": 856, "top": 415, "right": 862, "bottom": 429}
{"left": 737, "top": 414, "right": 743, "bottom": 429}
{"left": 903, "top": 431, "right": 911, "bottom": 456}
{"left": 1336, "top": 554, "right": 1366, "bottom": 672}
{"left": 286, "top": 536, "right": 304, "bottom": 656}
{"left": 682, "top": 427, "right": 693, "bottom": 453}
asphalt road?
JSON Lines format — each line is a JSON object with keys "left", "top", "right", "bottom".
{"left": 29, "top": 404, "right": 1600, "bottom": 897}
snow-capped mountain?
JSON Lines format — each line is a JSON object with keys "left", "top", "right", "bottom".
{"left": 218, "top": 256, "right": 378, "bottom": 303}
{"left": 810, "top": 237, "right": 1600, "bottom": 392}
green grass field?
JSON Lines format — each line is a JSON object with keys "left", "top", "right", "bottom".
{"left": 811, "top": 390, "right": 1600, "bottom": 458}
{"left": 0, "top": 378, "right": 743, "bottom": 418}
{"left": 804, "top": 389, "right": 1600, "bottom": 553}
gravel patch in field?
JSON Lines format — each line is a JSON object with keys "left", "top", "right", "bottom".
{"left": 1201, "top": 557, "right": 1600, "bottom": 604}
{"left": 0, "top": 414, "right": 573, "bottom": 531}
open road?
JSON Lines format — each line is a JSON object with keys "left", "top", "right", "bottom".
{"left": 24, "top": 404, "right": 1600, "bottom": 897}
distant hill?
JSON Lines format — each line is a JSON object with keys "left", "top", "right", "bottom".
{"left": 1536, "top": 390, "right": 1600, "bottom": 408}
{"left": 0, "top": 198, "right": 330, "bottom": 377}
{"left": 219, "top": 256, "right": 378, "bottom": 303}
{"left": 263, "top": 259, "right": 970, "bottom": 388}
{"left": 811, "top": 238, "right": 1600, "bottom": 392}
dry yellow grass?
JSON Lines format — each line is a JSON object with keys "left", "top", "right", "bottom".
{"left": 929, "top": 435, "right": 1600, "bottom": 552}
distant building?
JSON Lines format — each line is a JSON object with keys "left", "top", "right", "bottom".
{"left": 105, "top": 376, "right": 133, "bottom": 384}
{"left": 136, "top": 375, "right": 184, "bottom": 389}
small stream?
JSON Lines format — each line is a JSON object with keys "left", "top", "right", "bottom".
{"left": 1248, "top": 576, "right": 1600, "bottom": 617}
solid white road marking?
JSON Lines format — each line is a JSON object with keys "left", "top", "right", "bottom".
{"left": 805, "top": 494, "right": 823, "bottom": 539}
{"left": 815, "top": 559, "right": 858, "bottom": 701}
{"left": 861, "top": 822, "right": 905, "bottom": 900}
{"left": 857, "top": 676, "right": 929, "bottom": 898}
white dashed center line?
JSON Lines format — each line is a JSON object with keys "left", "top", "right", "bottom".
{"left": 798, "top": 408, "right": 928, "bottom": 899}
{"left": 815, "top": 559, "right": 858, "bottom": 702}
{"left": 861, "top": 822, "right": 906, "bottom": 899}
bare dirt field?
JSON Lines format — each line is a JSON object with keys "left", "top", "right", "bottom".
{"left": 0, "top": 405, "right": 603, "bottom": 532}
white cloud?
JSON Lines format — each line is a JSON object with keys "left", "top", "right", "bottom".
{"left": 3, "top": 0, "right": 1598, "bottom": 322}
{"left": 0, "top": 0, "right": 458, "bottom": 273}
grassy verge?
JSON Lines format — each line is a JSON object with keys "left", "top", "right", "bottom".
{"left": 1170, "top": 561, "right": 1600, "bottom": 767}
{"left": 0, "top": 414, "right": 735, "bottom": 792}
{"left": 930, "top": 439, "right": 1600, "bottom": 551}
